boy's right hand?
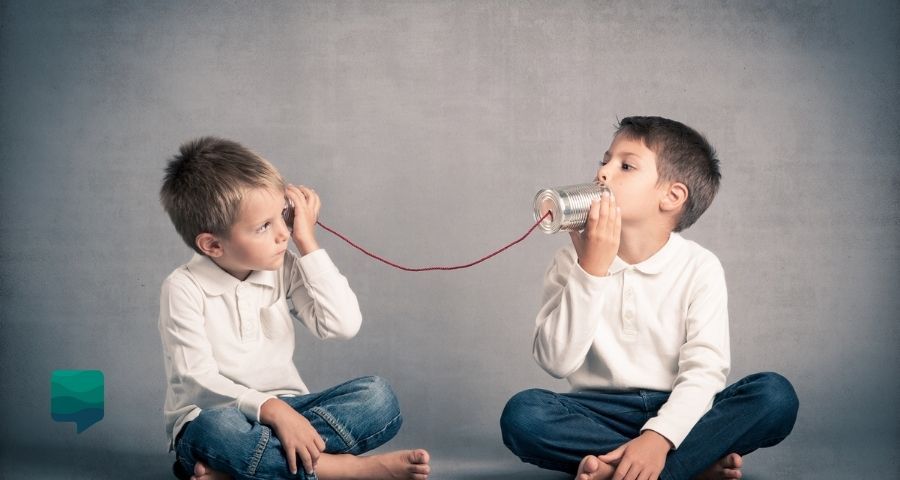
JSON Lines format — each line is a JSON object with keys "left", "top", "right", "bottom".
{"left": 260, "top": 397, "right": 326, "bottom": 475}
{"left": 569, "top": 190, "right": 621, "bottom": 277}
{"left": 286, "top": 184, "right": 321, "bottom": 256}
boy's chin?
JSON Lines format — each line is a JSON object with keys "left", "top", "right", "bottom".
{"left": 268, "top": 254, "right": 287, "bottom": 269}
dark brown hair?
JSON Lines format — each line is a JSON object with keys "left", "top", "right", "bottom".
{"left": 615, "top": 116, "right": 721, "bottom": 231}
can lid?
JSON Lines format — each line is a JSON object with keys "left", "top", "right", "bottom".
{"left": 533, "top": 189, "right": 562, "bottom": 233}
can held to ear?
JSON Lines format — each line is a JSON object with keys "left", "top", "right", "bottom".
{"left": 283, "top": 198, "right": 295, "bottom": 230}
{"left": 533, "top": 181, "right": 611, "bottom": 233}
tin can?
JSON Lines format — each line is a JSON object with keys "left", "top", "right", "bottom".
{"left": 533, "top": 181, "right": 612, "bottom": 233}
{"left": 283, "top": 198, "right": 295, "bottom": 229}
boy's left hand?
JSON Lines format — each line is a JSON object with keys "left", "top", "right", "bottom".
{"left": 286, "top": 184, "right": 321, "bottom": 255}
{"left": 597, "top": 430, "right": 672, "bottom": 480}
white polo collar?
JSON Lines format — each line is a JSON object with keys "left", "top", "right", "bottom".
{"left": 185, "top": 253, "right": 277, "bottom": 296}
{"left": 608, "top": 233, "right": 684, "bottom": 275}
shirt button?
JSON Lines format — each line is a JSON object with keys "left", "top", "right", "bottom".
{"left": 624, "top": 311, "right": 634, "bottom": 320}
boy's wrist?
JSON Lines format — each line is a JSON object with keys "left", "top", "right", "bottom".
{"left": 641, "top": 429, "right": 674, "bottom": 451}
{"left": 293, "top": 235, "right": 320, "bottom": 255}
{"left": 260, "top": 397, "right": 292, "bottom": 425}
{"left": 577, "top": 257, "right": 612, "bottom": 277}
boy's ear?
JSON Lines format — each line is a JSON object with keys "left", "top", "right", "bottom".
{"left": 661, "top": 181, "right": 688, "bottom": 213}
{"left": 195, "top": 233, "right": 224, "bottom": 258}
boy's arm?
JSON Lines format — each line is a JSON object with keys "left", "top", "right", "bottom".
{"left": 532, "top": 247, "right": 620, "bottom": 378}
{"left": 260, "top": 397, "right": 326, "bottom": 475}
{"left": 159, "top": 276, "right": 275, "bottom": 423}
{"left": 641, "top": 256, "right": 730, "bottom": 449}
{"left": 284, "top": 249, "right": 362, "bottom": 340}
{"left": 283, "top": 184, "right": 362, "bottom": 340}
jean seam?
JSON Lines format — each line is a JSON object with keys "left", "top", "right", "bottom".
{"left": 309, "top": 406, "right": 356, "bottom": 449}
{"left": 246, "top": 425, "right": 271, "bottom": 476}
{"left": 302, "top": 470, "right": 319, "bottom": 480}
{"left": 345, "top": 411, "right": 401, "bottom": 453}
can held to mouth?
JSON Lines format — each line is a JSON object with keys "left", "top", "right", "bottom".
{"left": 533, "top": 181, "right": 612, "bottom": 234}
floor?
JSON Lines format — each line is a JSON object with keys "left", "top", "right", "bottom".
{"left": 2, "top": 437, "right": 897, "bottom": 479}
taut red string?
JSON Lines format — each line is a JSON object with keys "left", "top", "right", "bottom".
{"left": 315, "top": 211, "right": 551, "bottom": 272}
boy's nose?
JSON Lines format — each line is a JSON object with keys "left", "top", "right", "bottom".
{"left": 596, "top": 168, "right": 609, "bottom": 183}
{"left": 275, "top": 218, "right": 291, "bottom": 241}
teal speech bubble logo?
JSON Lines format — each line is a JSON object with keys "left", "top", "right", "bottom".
{"left": 51, "top": 370, "right": 104, "bottom": 433}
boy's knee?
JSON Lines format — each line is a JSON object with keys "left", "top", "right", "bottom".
{"left": 756, "top": 373, "right": 799, "bottom": 410}
{"left": 357, "top": 375, "right": 401, "bottom": 422}
{"left": 500, "top": 389, "right": 553, "bottom": 450}
{"left": 752, "top": 372, "right": 800, "bottom": 431}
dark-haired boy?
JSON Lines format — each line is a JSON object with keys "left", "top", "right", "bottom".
{"left": 501, "top": 117, "right": 798, "bottom": 480}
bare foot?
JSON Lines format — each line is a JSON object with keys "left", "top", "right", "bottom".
{"left": 190, "top": 460, "right": 232, "bottom": 480}
{"left": 317, "top": 449, "right": 431, "bottom": 480}
{"left": 695, "top": 453, "right": 743, "bottom": 480}
{"left": 575, "top": 455, "right": 615, "bottom": 480}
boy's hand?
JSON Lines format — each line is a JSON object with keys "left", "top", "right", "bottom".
{"left": 597, "top": 430, "right": 672, "bottom": 480}
{"left": 569, "top": 190, "right": 621, "bottom": 276}
{"left": 286, "top": 184, "right": 321, "bottom": 255}
{"left": 260, "top": 397, "right": 326, "bottom": 475}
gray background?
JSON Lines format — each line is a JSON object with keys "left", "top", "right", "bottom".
{"left": 1, "top": 1, "right": 898, "bottom": 479}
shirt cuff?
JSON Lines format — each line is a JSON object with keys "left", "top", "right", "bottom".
{"left": 641, "top": 416, "right": 690, "bottom": 449}
{"left": 570, "top": 256, "right": 617, "bottom": 290}
{"left": 237, "top": 389, "right": 277, "bottom": 423}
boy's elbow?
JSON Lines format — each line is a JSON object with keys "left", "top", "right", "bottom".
{"left": 329, "top": 310, "right": 362, "bottom": 340}
{"left": 341, "top": 316, "right": 362, "bottom": 339}
{"left": 532, "top": 344, "right": 575, "bottom": 379}
{"left": 543, "top": 362, "right": 576, "bottom": 379}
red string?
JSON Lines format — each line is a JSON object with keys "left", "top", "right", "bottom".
{"left": 315, "top": 211, "right": 552, "bottom": 272}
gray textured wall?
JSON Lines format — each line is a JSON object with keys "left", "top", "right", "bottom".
{"left": 1, "top": 0, "right": 898, "bottom": 478}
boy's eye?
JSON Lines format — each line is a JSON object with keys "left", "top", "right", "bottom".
{"left": 622, "top": 164, "right": 633, "bottom": 171}
{"left": 257, "top": 222, "right": 271, "bottom": 233}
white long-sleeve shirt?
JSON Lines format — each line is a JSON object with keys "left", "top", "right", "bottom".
{"left": 158, "top": 249, "right": 362, "bottom": 452}
{"left": 533, "top": 233, "right": 730, "bottom": 448}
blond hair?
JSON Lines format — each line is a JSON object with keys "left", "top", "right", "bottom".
{"left": 160, "top": 137, "right": 285, "bottom": 254}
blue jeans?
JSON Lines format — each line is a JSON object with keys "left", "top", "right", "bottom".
{"left": 173, "top": 376, "right": 403, "bottom": 480}
{"left": 500, "top": 372, "right": 799, "bottom": 480}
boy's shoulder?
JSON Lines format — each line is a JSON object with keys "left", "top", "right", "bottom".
{"left": 676, "top": 235, "right": 723, "bottom": 266}
{"left": 161, "top": 253, "right": 239, "bottom": 301}
{"left": 160, "top": 255, "right": 207, "bottom": 300}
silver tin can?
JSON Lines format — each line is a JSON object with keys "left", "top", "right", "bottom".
{"left": 533, "top": 181, "right": 611, "bottom": 233}
{"left": 283, "top": 197, "right": 295, "bottom": 230}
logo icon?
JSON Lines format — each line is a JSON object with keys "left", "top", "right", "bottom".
{"left": 51, "top": 370, "right": 104, "bottom": 433}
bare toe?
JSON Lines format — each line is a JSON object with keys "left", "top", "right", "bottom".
{"left": 190, "top": 460, "right": 230, "bottom": 480}
{"left": 723, "top": 468, "right": 742, "bottom": 479}
{"left": 410, "top": 449, "right": 430, "bottom": 465}
{"left": 191, "top": 461, "right": 209, "bottom": 480}
{"left": 576, "top": 455, "right": 609, "bottom": 480}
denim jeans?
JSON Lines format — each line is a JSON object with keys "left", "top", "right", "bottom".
{"left": 500, "top": 372, "right": 799, "bottom": 480}
{"left": 173, "top": 376, "right": 403, "bottom": 480}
